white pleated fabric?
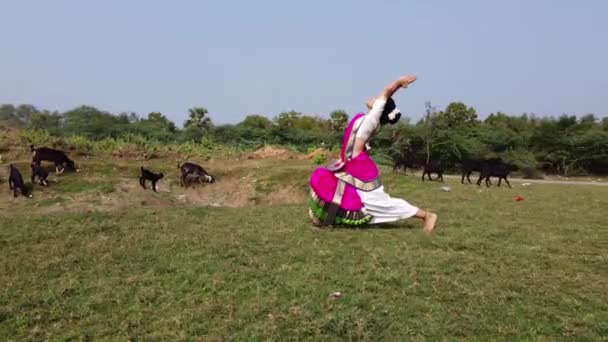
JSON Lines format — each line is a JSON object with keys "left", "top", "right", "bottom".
{"left": 356, "top": 186, "right": 419, "bottom": 224}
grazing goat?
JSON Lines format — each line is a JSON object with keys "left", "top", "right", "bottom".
{"left": 31, "top": 145, "right": 79, "bottom": 174}
{"left": 31, "top": 163, "right": 49, "bottom": 186}
{"left": 178, "top": 162, "right": 215, "bottom": 188}
{"left": 8, "top": 164, "right": 31, "bottom": 197}
{"left": 139, "top": 167, "right": 164, "bottom": 192}
{"left": 421, "top": 159, "right": 444, "bottom": 182}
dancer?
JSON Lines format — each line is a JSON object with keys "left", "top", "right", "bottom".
{"left": 309, "top": 75, "right": 438, "bottom": 232}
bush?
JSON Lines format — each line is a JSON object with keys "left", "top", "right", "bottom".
{"left": 65, "top": 135, "right": 95, "bottom": 155}
{"left": 19, "top": 128, "right": 53, "bottom": 146}
{"left": 370, "top": 150, "right": 393, "bottom": 167}
{"left": 519, "top": 167, "right": 544, "bottom": 179}
{"left": 501, "top": 149, "right": 543, "bottom": 179}
{"left": 0, "top": 131, "right": 9, "bottom": 153}
{"left": 313, "top": 154, "right": 327, "bottom": 165}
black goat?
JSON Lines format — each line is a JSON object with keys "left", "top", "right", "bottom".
{"left": 8, "top": 164, "right": 31, "bottom": 198}
{"left": 31, "top": 145, "right": 79, "bottom": 174}
{"left": 31, "top": 163, "right": 49, "bottom": 186}
{"left": 139, "top": 167, "right": 164, "bottom": 192}
{"left": 178, "top": 162, "right": 215, "bottom": 188}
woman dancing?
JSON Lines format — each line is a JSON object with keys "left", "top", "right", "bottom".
{"left": 309, "top": 75, "right": 438, "bottom": 232}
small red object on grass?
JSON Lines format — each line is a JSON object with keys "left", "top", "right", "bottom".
{"left": 514, "top": 196, "right": 525, "bottom": 201}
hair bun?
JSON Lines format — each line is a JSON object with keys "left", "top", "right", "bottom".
{"left": 380, "top": 98, "right": 401, "bottom": 125}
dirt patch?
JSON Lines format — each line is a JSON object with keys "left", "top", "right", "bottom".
{"left": 0, "top": 128, "right": 29, "bottom": 160}
{"left": 168, "top": 168, "right": 309, "bottom": 208}
{"left": 176, "top": 175, "right": 256, "bottom": 208}
{"left": 301, "top": 148, "right": 336, "bottom": 161}
{"left": 245, "top": 146, "right": 298, "bottom": 160}
{"left": 110, "top": 183, "right": 175, "bottom": 210}
{"left": 29, "top": 179, "right": 175, "bottom": 215}
{"left": 110, "top": 148, "right": 145, "bottom": 160}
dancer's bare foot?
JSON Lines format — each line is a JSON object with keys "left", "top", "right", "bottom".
{"left": 423, "top": 212, "right": 438, "bottom": 234}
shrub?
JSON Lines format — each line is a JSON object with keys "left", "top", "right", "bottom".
{"left": 313, "top": 154, "right": 327, "bottom": 165}
{"left": 65, "top": 135, "right": 95, "bottom": 155}
{"left": 0, "top": 131, "right": 9, "bottom": 153}
{"left": 19, "top": 128, "right": 53, "bottom": 146}
{"left": 519, "top": 167, "right": 544, "bottom": 179}
{"left": 502, "top": 149, "right": 543, "bottom": 179}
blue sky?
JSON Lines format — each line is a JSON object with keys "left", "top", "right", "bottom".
{"left": 1, "top": 0, "right": 606, "bottom": 125}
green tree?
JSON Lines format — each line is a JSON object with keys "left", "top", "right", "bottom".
{"left": 329, "top": 110, "right": 349, "bottom": 132}
{"left": 0, "top": 104, "right": 16, "bottom": 121}
{"left": 30, "top": 110, "right": 62, "bottom": 135}
{"left": 240, "top": 115, "right": 273, "bottom": 130}
{"left": 133, "top": 112, "right": 177, "bottom": 141}
{"left": 438, "top": 102, "right": 478, "bottom": 128}
{"left": 15, "top": 104, "right": 40, "bottom": 126}
{"left": 571, "top": 128, "right": 608, "bottom": 174}
{"left": 63, "top": 106, "right": 127, "bottom": 139}
{"left": 420, "top": 102, "right": 481, "bottom": 166}
{"left": 580, "top": 114, "right": 596, "bottom": 127}
{"left": 274, "top": 110, "right": 302, "bottom": 129}
{"left": 118, "top": 112, "right": 140, "bottom": 124}
{"left": 184, "top": 107, "right": 213, "bottom": 130}
{"left": 230, "top": 115, "right": 273, "bottom": 144}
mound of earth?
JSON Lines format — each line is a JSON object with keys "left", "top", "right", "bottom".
{"left": 302, "top": 148, "right": 335, "bottom": 161}
{"left": 246, "top": 146, "right": 297, "bottom": 160}
{"left": 0, "top": 127, "right": 27, "bottom": 159}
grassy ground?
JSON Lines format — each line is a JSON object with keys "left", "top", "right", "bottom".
{"left": 1, "top": 155, "right": 607, "bottom": 340}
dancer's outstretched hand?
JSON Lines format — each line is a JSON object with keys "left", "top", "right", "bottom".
{"left": 400, "top": 75, "right": 417, "bottom": 87}
{"left": 379, "top": 75, "right": 417, "bottom": 100}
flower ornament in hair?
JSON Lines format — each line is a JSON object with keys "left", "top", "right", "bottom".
{"left": 388, "top": 108, "right": 400, "bottom": 121}
{"left": 387, "top": 108, "right": 401, "bottom": 124}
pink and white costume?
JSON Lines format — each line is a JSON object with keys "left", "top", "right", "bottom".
{"left": 309, "top": 98, "right": 418, "bottom": 226}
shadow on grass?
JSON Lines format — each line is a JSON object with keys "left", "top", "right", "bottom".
{"left": 314, "top": 221, "right": 420, "bottom": 231}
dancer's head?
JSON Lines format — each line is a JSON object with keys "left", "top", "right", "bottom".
{"left": 379, "top": 98, "right": 401, "bottom": 125}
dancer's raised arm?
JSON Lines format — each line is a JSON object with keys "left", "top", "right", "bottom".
{"left": 366, "top": 75, "right": 417, "bottom": 109}
{"left": 380, "top": 75, "right": 416, "bottom": 99}
{"left": 355, "top": 75, "right": 417, "bottom": 158}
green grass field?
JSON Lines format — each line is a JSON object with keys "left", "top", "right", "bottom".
{"left": 1, "top": 155, "right": 607, "bottom": 340}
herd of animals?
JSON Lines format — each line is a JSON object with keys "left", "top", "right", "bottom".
{"left": 6, "top": 144, "right": 515, "bottom": 198}
{"left": 6, "top": 145, "right": 215, "bottom": 198}
{"left": 392, "top": 156, "right": 515, "bottom": 188}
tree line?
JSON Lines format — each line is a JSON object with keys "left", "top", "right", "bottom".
{"left": 1, "top": 103, "right": 607, "bottom": 175}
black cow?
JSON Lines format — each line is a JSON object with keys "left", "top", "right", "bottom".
{"left": 422, "top": 159, "right": 444, "bottom": 182}
{"left": 477, "top": 159, "right": 513, "bottom": 188}
{"left": 31, "top": 145, "right": 79, "bottom": 174}
{"left": 8, "top": 164, "right": 31, "bottom": 197}
{"left": 392, "top": 156, "right": 416, "bottom": 174}
{"left": 460, "top": 158, "right": 500, "bottom": 185}
{"left": 178, "top": 162, "right": 215, "bottom": 188}
{"left": 460, "top": 159, "right": 484, "bottom": 184}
